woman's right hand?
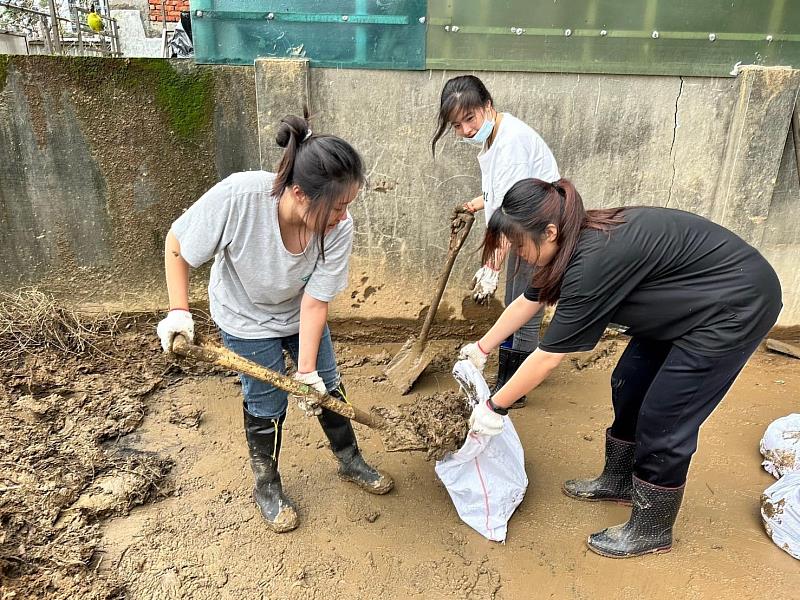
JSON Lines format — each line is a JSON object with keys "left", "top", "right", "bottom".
{"left": 156, "top": 309, "right": 194, "bottom": 353}
{"left": 462, "top": 195, "right": 485, "bottom": 214}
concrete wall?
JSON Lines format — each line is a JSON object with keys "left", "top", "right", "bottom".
{"left": 1, "top": 56, "right": 799, "bottom": 325}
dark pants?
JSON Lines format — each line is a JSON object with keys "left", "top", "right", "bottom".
{"left": 608, "top": 337, "right": 761, "bottom": 487}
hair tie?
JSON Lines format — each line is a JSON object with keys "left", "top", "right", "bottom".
{"left": 303, "top": 129, "right": 313, "bottom": 142}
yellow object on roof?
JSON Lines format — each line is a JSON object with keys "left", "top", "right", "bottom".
{"left": 87, "top": 6, "right": 103, "bottom": 32}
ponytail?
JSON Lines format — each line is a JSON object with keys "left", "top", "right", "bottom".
{"left": 482, "top": 178, "right": 626, "bottom": 304}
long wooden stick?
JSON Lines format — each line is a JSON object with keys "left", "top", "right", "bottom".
{"left": 171, "top": 335, "right": 385, "bottom": 429}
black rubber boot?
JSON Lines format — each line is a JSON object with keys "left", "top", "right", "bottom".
{"left": 587, "top": 476, "right": 685, "bottom": 558}
{"left": 318, "top": 385, "right": 394, "bottom": 495}
{"left": 492, "top": 347, "right": 530, "bottom": 409}
{"left": 562, "top": 429, "right": 635, "bottom": 504}
{"left": 243, "top": 409, "right": 298, "bottom": 533}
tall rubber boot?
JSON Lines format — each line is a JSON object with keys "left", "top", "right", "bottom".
{"left": 562, "top": 429, "right": 635, "bottom": 504}
{"left": 318, "top": 385, "right": 394, "bottom": 495}
{"left": 243, "top": 408, "right": 298, "bottom": 533}
{"left": 492, "top": 347, "right": 530, "bottom": 409}
{"left": 587, "top": 476, "right": 685, "bottom": 558}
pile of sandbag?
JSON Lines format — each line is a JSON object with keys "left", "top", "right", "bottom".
{"left": 760, "top": 414, "right": 800, "bottom": 560}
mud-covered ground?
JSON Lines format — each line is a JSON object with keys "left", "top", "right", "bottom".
{"left": 2, "top": 319, "right": 800, "bottom": 599}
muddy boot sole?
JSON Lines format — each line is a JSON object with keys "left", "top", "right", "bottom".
{"left": 586, "top": 539, "right": 672, "bottom": 558}
{"left": 561, "top": 483, "right": 632, "bottom": 505}
{"left": 338, "top": 471, "right": 394, "bottom": 495}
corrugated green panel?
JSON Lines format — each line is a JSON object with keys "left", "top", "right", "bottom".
{"left": 426, "top": 0, "right": 800, "bottom": 77}
{"left": 191, "top": 0, "right": 427, "bottom": 69}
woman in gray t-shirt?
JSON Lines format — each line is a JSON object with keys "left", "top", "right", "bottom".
{"left": 156, "top": 113, "right": 393, "bottom": 533}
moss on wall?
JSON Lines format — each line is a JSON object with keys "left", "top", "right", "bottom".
{"left": 0, "top": 55, "right": 8, "bottom": 91}
{"left": 53, "top": 57, "right": 214, "bottom": 142}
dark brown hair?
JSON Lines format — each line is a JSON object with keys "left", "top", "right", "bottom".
{"left": 482, "top": 178, "right": 627, "bottom": 304}
{"left": 431, "top": 75, "right": 494, "bottom": 156}
{"left": 272, "top": 109, "right": 365, "bottom": 260}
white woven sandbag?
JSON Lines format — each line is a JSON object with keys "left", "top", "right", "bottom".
{"left": 435, "top": 360, "right": 528, "bottom": 542}
{"left": 761, "top": 471, "right": 800, "bottom": 560}
{"left": 760, "top": 414, "right": 800, "bottom": 478}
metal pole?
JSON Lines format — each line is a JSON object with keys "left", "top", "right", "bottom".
{"left": 112, "top": 18, "right": 120, "bottom": 56}
{"left": 792, "top": 104, "right": 800, "bottom": 188}
{"left": 355, "top": 0, "right": 367, "bottom": 64}
{"left": 47, "top": 0, "right": 62, "bottom": 54}
{"left": 73, "top": 6, "right": 83, "bottom": 55}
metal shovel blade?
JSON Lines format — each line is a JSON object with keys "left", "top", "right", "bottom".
{"left": 384, "top": 337, "right": 441, "bottom": 395}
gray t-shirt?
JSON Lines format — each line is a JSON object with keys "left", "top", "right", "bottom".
{"left": 171, "top": 171, "right": 353, "bottom": 338}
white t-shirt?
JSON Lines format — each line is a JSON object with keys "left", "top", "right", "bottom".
{"left": 171, "top": 171, "right": 353, "bottom": 339}
{"left": 478, "top": 113, "right": 560, "bottom": 224}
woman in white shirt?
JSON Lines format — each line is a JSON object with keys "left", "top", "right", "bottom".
{"left": 432, "top": 75, "right": 560, "bottom": 408}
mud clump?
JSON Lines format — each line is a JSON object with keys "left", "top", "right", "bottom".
{"left": 373, "top": 390, "right": 471, "bottom": 461}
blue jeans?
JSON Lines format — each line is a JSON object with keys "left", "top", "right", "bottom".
{"left": 220, "top": 326, "right": 340, "bottom": 419}
{"left": 505, "top": 251, "right": 543, "bottom": 353}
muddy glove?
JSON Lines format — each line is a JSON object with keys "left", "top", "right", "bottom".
{"left": 469, "top": 400, "right": 505, "bottom": 437}
{"left": 470, "top": 265, "right": 500, "bottom": 304}
{"left": 458, "top": 342, "right": 489, "bottom": 372}
{"left": 292, "top": 371, "right": 325, "bottom": 417}
{"left": 156, "top": 309, "right": 194, "bottom": 353}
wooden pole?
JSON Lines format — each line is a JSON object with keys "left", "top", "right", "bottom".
{"left": 171, "top": 335, "right": 386, "bottom": 430}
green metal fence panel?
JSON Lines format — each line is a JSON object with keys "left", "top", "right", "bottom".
{"left": 191, "top": 0, "right": 427, "bottom": 69}
{"left": 426, "top": 0, "right": 800, "bottom": 77}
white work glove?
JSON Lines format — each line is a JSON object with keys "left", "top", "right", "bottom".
{"left": 156, "top": 309, "right": 194, "bottom": 353}
{"left": 471, "top": 265, "right": 500, "bottom": 304}
{"left": 458, "top": 341, "right": 489, "bottom": 373}
{"left": 469, "top": 400, "right": 504, "bottom": 437}
{"left": 292, "top": 370, "right": 325, "bottom": 417}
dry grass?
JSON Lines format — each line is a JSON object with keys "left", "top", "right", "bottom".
{"left": 0, "top": 289, "right": 122, "bottom": 362}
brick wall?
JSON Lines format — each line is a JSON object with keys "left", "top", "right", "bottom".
{"left": 148, "top": 0, "right": 189, "bottom": 22}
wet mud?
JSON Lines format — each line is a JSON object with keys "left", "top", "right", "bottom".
{"left": 373, "top": 390, "right": 471, "bottom": 460}
{"left": 3, "top": 295, "right": 800, "bottom": 599}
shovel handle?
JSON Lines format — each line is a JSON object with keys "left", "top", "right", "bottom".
{"left": 417, "top": 208, "right": 475, "bottom": 346}
{"left": 171, "top": 334, "right": 385, "bottom": 430}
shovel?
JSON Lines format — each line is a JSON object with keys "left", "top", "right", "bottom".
{"left": 385, "top": 208, "right": 475, "bottom": 394}
{"left": 171, "top": 334, "right": 427, "bottom": 452}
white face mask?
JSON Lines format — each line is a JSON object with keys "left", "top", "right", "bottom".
{"left": 461, "top": 116, "right": 495, "bottom": 145}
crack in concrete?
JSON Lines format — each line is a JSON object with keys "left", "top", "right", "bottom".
{"left": 666, "top": 77, "right": 684, "bottom": 208}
